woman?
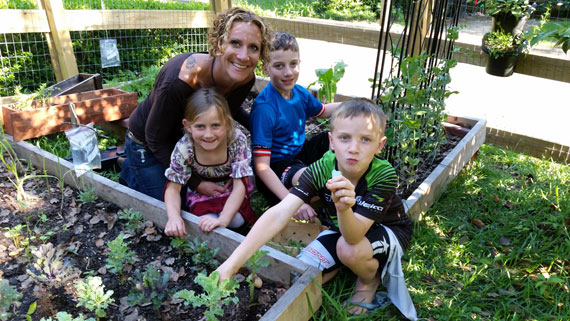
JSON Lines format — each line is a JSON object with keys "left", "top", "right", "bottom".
{"left": 120, "top": 7, "right": 272, "bottom": 201}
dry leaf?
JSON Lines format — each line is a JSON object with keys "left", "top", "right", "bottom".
{"left": 74, "top": 225, "right": 84, "bottom": 235}
{"left": 90, "top": 215, "right": 103, "bottom": 225}
{"left": 95, "top": 239, "right": 105, "bottom": 247}
{"left": 493, "top": 195, "right": 500, "bottom": 202}
{"left": 486, "top": 292, "right": 499, "bottom": 297}
{"left": 49, "top": 198, "right": 59, "bottom": 204}
{"left": 499, "top": 288, "right": 516, "bottom": 296}
{"left": 433, "top": 299, "right": 443, "bottom": 307}
{"left": 98, "top": 266, "right": 107, "bottom": 275}
{"left": 258, "top": 293, "right": 272, "bottom": 306}
{"left": 234, "top": 274, "right": 246, "bottom": 283}
{"left": 471, "top": 218, "right": 485, "bottom": 228}
{"left": 144, "top": 227, "right": 157, "bottom": 235}
{"left": 164, "top": 257, "right": 175, "bottom": 265}
{"left": 104, "top": 213, "right": 118, "bottom": 230}
{"left": 177, "top": 267, "right": 186, "bottom": 278}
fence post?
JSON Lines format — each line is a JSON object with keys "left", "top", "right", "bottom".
{"left": 40, "top": 0, "right": 78, "bottom": 81}
{"left": 210, "top": 0, "right": 232, "bottom": 14}
{"left": 409, "top": 0, "right": 433, "bottom": 57}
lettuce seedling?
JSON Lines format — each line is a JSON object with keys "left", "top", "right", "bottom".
{"left": 27, "top": 243, "right": 79, "bottom": 289}
{"left": 173, "top": 271, "right": 238, "bottom": 321}
{"left": 118, "top": 208, "right": 143, "bottom": 235}
{"left": 75, "top": 276, "right": 114, "bottom": 321}
{"left": 0, "top": 278, "right": 22, "bottom": 320}
{"left": 105, "top": 233, "right": 135, "bottom": 282}
{"left": 127, "top": 265, "right": 172, "bottom": 310}
{"left": 243, "top": 250, "right": 270, "bottom": 303}
{"left": 40, "top": 311, "right": 96, "bottom": 321}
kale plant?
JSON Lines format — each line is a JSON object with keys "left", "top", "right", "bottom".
{"left": 307, "top": 60, "right": 347, "bottom": 103}
{"left": 40, "top": 311, "right": 96, "bottom": 321}
{"left": 0, "top": 278, "right": 22, "bottom": 320}
{"left": 243, "top": 250, "right": 270, "bottom": 303}
{"left": 188, "top": 237, "right": 219, "bottom": 271}
{"left": 118, "top": 208, "right": 144, "bottom": 234}
{"left": 170, "top": 236, "right": 193, "bottom": 258}
{"left": 105, "top": 233, "right": 136, "bottom": 281}
{"left": 127, "top": 265, "right": 172, "bottom": 310}
{"left": 75, "top": 276, "right": 114, "bottom": 321}
{"left": 173, "top": 271, "right": 238, "bottom": 321}
{"left": 27, "top": 243, "right": 79, "bottom": 289}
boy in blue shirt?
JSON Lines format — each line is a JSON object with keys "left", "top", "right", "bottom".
{"left": 250, "top": 32, "right": 340, "bottom": 221}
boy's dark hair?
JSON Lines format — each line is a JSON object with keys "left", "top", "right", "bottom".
{"left": 330, "top": 98, "right": 386, "bottom": 137}
{"left": 271, "top": 32, "right": 299, "bottom": 52}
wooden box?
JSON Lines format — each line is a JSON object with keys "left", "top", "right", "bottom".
{"left": 47, "top": 73, "right": 103, "bottom": 97}
{"left": 1, "top": 88, "right": 137, "bottom": 141}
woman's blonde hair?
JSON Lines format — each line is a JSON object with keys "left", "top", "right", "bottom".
{"left": 208, "top": 7, "right": 273, "bottom": 66}
{"left": 184, "top": 88, "right": 235, "bottom": 144}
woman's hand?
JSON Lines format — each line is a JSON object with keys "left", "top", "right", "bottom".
{"left": 196, "top": 181, "right": 227, "bottom": 196}
{"left": 199, "top": 216, "right": 227, "bottom": 233}
{"left": 165, "top": 216, "right": 187, "bottom": 237}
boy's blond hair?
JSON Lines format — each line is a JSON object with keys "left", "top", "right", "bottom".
{"left": 330, "top": 98, "right": 386, "bottom": 137}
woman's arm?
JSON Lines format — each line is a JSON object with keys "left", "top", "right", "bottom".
{"left": 217, "top": 194, "right": 304, "bottom": 280}
{"left": 164, "top": 181, "right": 187, "bottom": 237}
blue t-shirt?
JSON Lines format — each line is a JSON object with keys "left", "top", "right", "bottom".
{"left": 250, "top": 83, "right": 324, "bottom": 162}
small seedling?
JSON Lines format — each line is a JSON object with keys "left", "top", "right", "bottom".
{"left": 188, "top": 237, "right": 219, "bottom": 271}
{"left": 4, "top": 224, "right": 29, "bottom": 250}
{"left": 173, "top": 271, "right": 238, "bottom": 321}
{"left": 75, "top": 276, "right": 114, "bottom": 321}
{"left": 105, "top": 233, "right": 136, "bottom": 282}
{"left": 170, "top": 237, "right": 193, "bottom": 258}
{"left": 27, "top": 243, "right": 79, "bottom": 288}
{"left": 118, "top": 208, "right": 143, "bottom": 234}
{"left": 243, "top": 250, "right": 270, "bottom": 303}
{"left": 77, "top": 188, "right": 98, "bottom": 204}
{"left": 127, "top": 265, "right": 171, "bottom": 310}
{"left": 0, "top": 278, "right": 23, "bottom": 320}
{"left": 40, "top": 311, "right": 96, "bottom": 321}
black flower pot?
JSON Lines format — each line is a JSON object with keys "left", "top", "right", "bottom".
{"left": 491, "top": 12, "right": 529, "bottom": 36}
{"left": 481, "top": 39, "right": 525, "bottom": 77}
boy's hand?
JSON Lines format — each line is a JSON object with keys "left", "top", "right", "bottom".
{"left": 326, "top": 176, "right": 356, "bottom": 212}
{"left": 199, "top": 216, "right": 226, "bottom": 233}
{"left": 196, "top": 181, "right": 227, "bottom": 196}
{"left": 293, "top": 203, "right": 317, "bottom": 222}
{"left": 165, "top": 216, "right": 187, "bottom": 237}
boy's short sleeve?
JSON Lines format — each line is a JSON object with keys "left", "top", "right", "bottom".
{"left": 229, "top": 128, "right": 254, "bottom": 179}
{"left": 300, "top": 86, "right": 325, "bottom": 118}
{"left": 249, "top": 101, "right": 277, "bottom": 149}
{"left": 164, "top": 135, "right": 194, "bottom": 185}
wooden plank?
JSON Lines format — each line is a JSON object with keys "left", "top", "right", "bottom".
{"left": 64, "top": 10, "right": 214, "bottom": 31}
{"left": 261, "top": 266, "right": 322, "bottom": 321}
{"left": 40, "top": 0, "right": 78, "bottom": 80}
{"left": 210, "top": 0, "right": 231, "bottom": 13}
{"left": 0, "top": 9, "right": 49, "bottom": 33}
{"left": 486, "top": 127, "right": 570, "bottom": 164}
{"left": 404, "top": 115, "right": 487, "bottom": 220}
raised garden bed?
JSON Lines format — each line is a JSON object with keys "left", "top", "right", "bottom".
{"left": 3, "top": 137, "right": 322, "bottom": 321}
{"left": 1, "top": 88, "right": 137, "bottom": 141}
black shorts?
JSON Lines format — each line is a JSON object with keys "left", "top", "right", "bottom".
{"left": 296, "top": 224, "right": 401, "bottom": 274}
{"left": 255, "top": 132, "right": 330, "bottom": 205}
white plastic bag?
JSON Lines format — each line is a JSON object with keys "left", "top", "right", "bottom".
{"left": 65, "top": 123, "right": 101, "bottom": 177}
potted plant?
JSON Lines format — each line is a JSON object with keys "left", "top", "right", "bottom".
{"left": 482, "top": 30, "right": 526, "bottom": 76}
{"left": 470, "top": 0, "right": 536, "bottom": 35}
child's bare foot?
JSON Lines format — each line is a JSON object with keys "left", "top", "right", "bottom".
{"left": 345, "top": 273, "right": 382, "bottom": 315}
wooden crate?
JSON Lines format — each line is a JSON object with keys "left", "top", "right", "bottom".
{"left": 1, "top": 88, "right": 137, "bottom": 141}
{"left": 47, "top": 73, "right": 103, "bottom": 97}
{"left": 7, "top": 137, "right": 322, "bottom": 321}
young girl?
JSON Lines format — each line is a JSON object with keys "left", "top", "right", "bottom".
{"left": 163, "top": 88, "right": 257, "bottom": 236}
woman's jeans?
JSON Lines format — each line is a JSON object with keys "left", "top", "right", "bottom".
{"left": 120, "top": 135, "right": 167, "bottom": 201}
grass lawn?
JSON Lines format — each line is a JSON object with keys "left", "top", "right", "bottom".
{"left": 317, "top": 144, "right": 569, "bottom": 320}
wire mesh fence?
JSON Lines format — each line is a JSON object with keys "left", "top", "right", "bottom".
{"left": 0, "top": 0, "right": 210, "bottom": 97}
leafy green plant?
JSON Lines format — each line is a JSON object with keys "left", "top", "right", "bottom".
{"left": 27, "top": 243, "right": 80, "bottom": 289}
{"left": 483, "top": 30, "right": 525, "bottom": 58}
{"left": 75, "top": 276, "right": 114, "bottom": 321}
{"left": 118, "top": 208, "right": 144, "bottom": 234}
{"left": 307, "top": 60, "right": 347, "bottom": 103}
{"left": 472, "top": 0, "right": 535, "bottom": 18}
{"left": 77, "top": 187, "right": 98, "bottom": 204}
{"left": 4, "top": 224, "right": 29, "bottom": 250}
{"left": 105, "top": 233, "right": 136, "bottom": 281}
{"left": 170, "top": 236, "right": 193, "bottom": 258}
{"left": 0, "top": 278, "right": 23, "bottom": 320}
{"left": 173, "top": 271, "right": 238, "bottom": 321}
{"left": 127, "top": 265, "right": 171, "bottom": 310}
{"left": 243, "top": 250, "right": 270, "bottom": 303}
{"left": 188, "top": 237, "right": 219, "bottom": 271}
{"left": 40, "top": 311, "right": 96, "bottom": 321}
{"left": 378, "top": 52, "right": 456, "bottom": 189}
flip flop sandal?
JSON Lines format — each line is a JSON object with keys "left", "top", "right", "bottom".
{"left": 347, "top": 291, "right": 392, "bottom": 315}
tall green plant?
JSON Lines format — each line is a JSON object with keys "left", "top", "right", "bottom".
{"left": 307, "top": 60, "right": 347, "bottom": 103}
{"left": 243, "top": 250, "right": 270, "bottom": 303}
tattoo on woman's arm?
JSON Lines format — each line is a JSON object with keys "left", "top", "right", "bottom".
{"left": 185, "top": 56, "right": 196, "bottom": 69}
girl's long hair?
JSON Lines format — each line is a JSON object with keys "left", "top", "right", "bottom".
{"left": 184, "top": 88, "right": 235, "bottom": 144}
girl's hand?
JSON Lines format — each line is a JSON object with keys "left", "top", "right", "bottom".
{"left": 196, "top": 181, "right": 227, "bottom": 196}
{"left": 199, "top": 216, "right": 227, "bottom": 233}
{"left": 326, "top": 176, "right": 356, "bottom": 212}
{"left": 293, "top": 203, "right": 317, "bottom": 222}
{"left": 165, "top": 216, "right": 187, "bottom": 237}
